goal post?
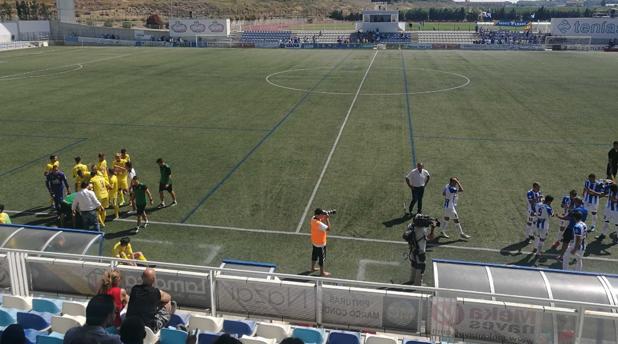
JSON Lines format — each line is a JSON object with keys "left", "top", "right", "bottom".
{"left": 545, "top": 36, "right": 592, "bottom": 51}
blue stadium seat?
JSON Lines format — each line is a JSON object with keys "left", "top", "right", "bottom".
{"left": 17, "top": 312, "right": 51, "bottom": 331}
{"left": 0, "top": 308, "right": 16, "bottom": 326}
{"left": 168, "top": 311, "right": 191, "bottom": 327}
{"left": 292, "top": 327, "right": 325, "bottom": 344}
{"left": 327, "top": 330, "right": 361, "bottom": 344}
{"left": 197, "top": 331, "right": 221, "bottom": 344}
{"left": 223, "top": 319, "right": 256, "bottom": 337}
{"left": 36, "top": 333, "right": 64, "bottom": 344}
{"left": 32, "top": 299, "right": 61, "bottom": 315}
{"left": 160, "top": 327, "right": 189, "bottom": 344}
{"left": 25, "top": 328, "right": 45, "bottom": 344}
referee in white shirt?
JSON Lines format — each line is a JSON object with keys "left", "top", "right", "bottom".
{"left": 405, "top": 162, "right": 431, "bottom": 215}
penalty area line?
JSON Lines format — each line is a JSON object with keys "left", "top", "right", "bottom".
{"left": 6, "top": 209, "right": 618, "bottom": 264}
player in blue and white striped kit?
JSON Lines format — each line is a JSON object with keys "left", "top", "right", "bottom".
{"left": 564, "top": 211, "right": 587, "bottom": 271}
{"left": 525, "top": 182, "right": 542, "bottom": 241}
{"left": 596, "top": 183, "right": 618, "bottom": 242}
{"left": 439, "top": 177, "right": 470, "bottom": 239}
{"left": 582, "top": 174, "right": 606, "bottom": 232}
{"left": 533, "top": 195, "right": 554, "bottom": 257}
{"left": 553, "top": 190, "right": 577, "bottom": 248}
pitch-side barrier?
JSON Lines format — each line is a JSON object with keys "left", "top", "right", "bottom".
{"left": 1, "top": 247, "right": 618, "bottom": 343}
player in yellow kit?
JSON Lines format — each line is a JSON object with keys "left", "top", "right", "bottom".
{"left": 72, "top": 157, "right": 89, "bottom": 191}
{"left": 96, "top": 153, "right": 109, "bottom": 183}
{"left": 120, "top": 148, "right": 131, "bottom": 162}
{"left": 108, "top": 168, "right": 120, "bottom": 220}
{"left": 90, "top": 168, "right": 111, "bottom": 227}
{"left": 113, "top": 153, "right": 129, "bottom": 206}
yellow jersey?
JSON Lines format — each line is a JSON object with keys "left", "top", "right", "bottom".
{"left": 96, "top": 160, "right": 108, "bottom": 177}
{"left": 44, "top": 161, "right": 59, "bottom": 175}
{"left": 109, "top": 175, "right": 119, "bottom": 198}
{"left": 113, "top": 158, "right": 128, "bottom": 177}
{"left": 72, "top": 163, "right": 89, "bottom": 182}
{"left": 90, "top": 174, "right": 110, "bottom": 200}
{"left": 121, "top": 153, "right": 131, "bottom": 162}
{"left": 112, "top": 242, "right": 134, "bottom": 259}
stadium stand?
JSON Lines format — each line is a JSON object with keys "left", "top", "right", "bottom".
{"left": 416, "top": 31, "right": 478, "bottom": 44}
{"left": 292, "top": 31, "right": 353, "bottom": 43}
{"left": 475, "top": 28, "right": 547, "bottom": 45}
{"left": 240, "top": 31, "right": 293, "bottom": 43}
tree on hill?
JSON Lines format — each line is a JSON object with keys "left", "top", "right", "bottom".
{"left": 146, "top": 14, "right": 164, "bottom": 29}
{"left": 0, "top": 0, "right": 13, "bottom": 20}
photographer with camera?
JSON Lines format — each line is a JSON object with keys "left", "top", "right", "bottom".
{"left": 403, "top": 214, "right": 439, "bottom": 286}
{"left": 310, "top": 208, "right": 335, "bottom": 277}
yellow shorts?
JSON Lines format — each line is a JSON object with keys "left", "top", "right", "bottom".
{"left": 118, "top": 177, "right": 129, "bottom": 191}
{"left": 99, "top": 198, "right": 109, "bottom": 209}
{"left": 109, "top": 196, "right": 118, "bottom": 206}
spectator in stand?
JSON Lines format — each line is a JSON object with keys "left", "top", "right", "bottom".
{"left": 64, "top": 294, "right": 122, "bottom": 344}
{"left": 98, "top": 269, "right": 129, "bottom": 328}
{"left": 120, "top": 317, "right": 146, "bottom": 344}
{"left": 0, "top": 324, "right": 26, "bottom": 344}
{"left": 0, "top": 204, "right": 11, "bottom": 224}
{"left": 126, "top": 268, "right": 176, "bottom": 332}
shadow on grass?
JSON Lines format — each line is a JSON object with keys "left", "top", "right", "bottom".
{"left": 585, "top": 238, "right": 617, "bottom": 257}
{"left": 103, "top": 228, "right": 139, "bottom": 240}
{"left": 11, "top": 206, "right": 52, "bottom": 219}
{"left": 500, "top": 239, "right": 531, "bottom": 256}
{"left": 382, "top": 213, "right": 412, "bottom": 228}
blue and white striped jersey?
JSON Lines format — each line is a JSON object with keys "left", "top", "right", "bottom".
{"left": 561, "top": 196, "right": 573, "bottom": 213}
{"left": 443, "top": 184, "right": 458, "bottom": 209}
{"left": 572, "top": 221, "right": 588, "bottom": 250}
{"left": 584, "top": 180, "right": 604, "bottom": 204}
{"left": 527, "top": 189, "right": 542, "bottom": 211}
{"left": 535, "top": 203, "right": 553, "bottom": 229}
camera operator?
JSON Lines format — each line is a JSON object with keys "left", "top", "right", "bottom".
{"left": 403, "top": 214, "right": 439, "bottom": 286}
{"left": 310, "top": 208, "right": 335, "bottom": 277}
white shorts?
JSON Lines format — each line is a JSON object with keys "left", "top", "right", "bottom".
{"left": 444, "top": 207, "right": 458, "bottom": 219}
{"left": 535, "top": 222, "right": 549, "bottom": 239}
{"left": 604, "top": 210, "right": 618, "bottom": 225}
{"left": 585, "top": 201, "right": 599, "bottom": 213}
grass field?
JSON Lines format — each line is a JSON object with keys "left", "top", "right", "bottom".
{"left": 1, "top": 46, "right": 617, "bottom": 285}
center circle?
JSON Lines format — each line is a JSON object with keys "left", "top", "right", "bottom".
{"left": 265, "top": 67, "right": 470, "bottom": 96}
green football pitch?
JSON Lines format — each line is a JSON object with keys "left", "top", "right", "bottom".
{"left": 1, "top": 46, "right": 617, "bottom": 284}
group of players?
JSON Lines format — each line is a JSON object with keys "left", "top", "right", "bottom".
{"left": 524, "top": 173, "right": 618, "bottom": 270}
{"left": 43, "top": 150, "right": 177, "bottom": 229}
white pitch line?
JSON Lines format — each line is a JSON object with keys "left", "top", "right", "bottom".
{"left": 6, "top": 209, "right": 618, "bottom": 263}
{"left": 132, "top": 238, "right": 222, "bottom": 265}
{"left": 294, "top": 50, "right": 380, "bottom": 233}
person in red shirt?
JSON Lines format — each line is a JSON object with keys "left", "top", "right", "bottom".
{"left": 97, "top": 270, "right": 129, "bottom": 328}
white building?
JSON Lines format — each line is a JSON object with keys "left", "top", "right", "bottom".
{"left": 356, "top": 10, "right": 406, "bottom": 32}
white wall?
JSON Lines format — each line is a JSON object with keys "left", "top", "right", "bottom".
{"left": 3, "top": 21, "right": 50, "bottom": 40}
{"left": 0, "top": 23, "right": 11, "bottom": 43}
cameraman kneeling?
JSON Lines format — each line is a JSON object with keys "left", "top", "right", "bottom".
{"left": 403, "top": 214, "right": 439, "bottom": 285}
